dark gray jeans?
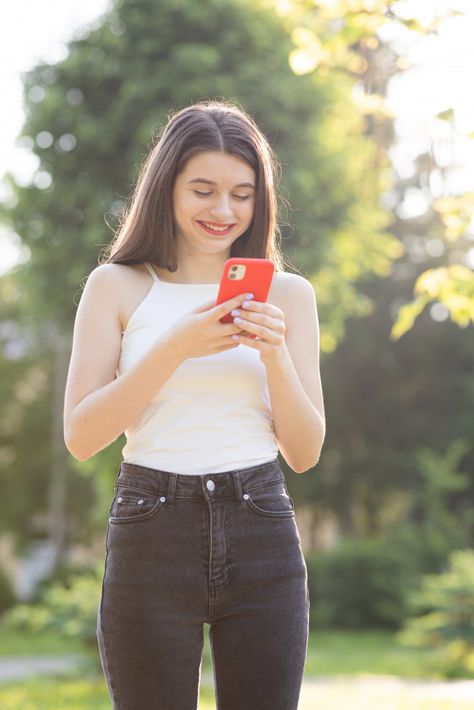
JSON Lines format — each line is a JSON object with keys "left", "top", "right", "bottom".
{"left": 97, "top": 457, "right": 310, "bottom": 709}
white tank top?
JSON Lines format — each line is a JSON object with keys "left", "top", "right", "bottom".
{"left": 116, "top": 262, "right": 279, "bottom": 474}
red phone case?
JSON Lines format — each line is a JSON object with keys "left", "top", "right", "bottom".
{"left": 216, "top": 258, "right": 275, "bottom": 338}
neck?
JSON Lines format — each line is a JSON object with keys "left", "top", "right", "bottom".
{"left": 158, "top": 252, "right": 230, "bottom": 284}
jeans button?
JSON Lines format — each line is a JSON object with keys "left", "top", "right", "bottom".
{"left": 206, "top": 479, "right": 215, "bottom": 492}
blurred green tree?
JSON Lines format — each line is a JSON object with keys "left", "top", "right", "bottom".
{"left": 397, "top": 548, "right": 474, "bottom": 677}
{"left": 280, "top": 0, "right": 474, "bottom": 544}
{"left": 280, "top": 0, "right": 474, "bottom": 335}
{"left": 0, "top": 0, "right": 395, "bottom": 566}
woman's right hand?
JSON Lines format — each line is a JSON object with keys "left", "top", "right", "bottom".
{"left": 167, "top": 292, "right": 253, "bottom": 360}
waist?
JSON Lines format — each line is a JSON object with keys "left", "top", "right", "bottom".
{"left": 115, "top": 457, "right": 282, "bottom": 500}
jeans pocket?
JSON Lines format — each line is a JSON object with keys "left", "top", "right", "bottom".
{"left": 109, "top": 484, "right": 165, "bottom": 525}
{"left": 243, "top": 479, "right": 295, "bottom": 518}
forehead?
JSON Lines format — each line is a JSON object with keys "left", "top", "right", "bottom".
{"left": 180, "top": 151, "right": 255, "bottom": 185}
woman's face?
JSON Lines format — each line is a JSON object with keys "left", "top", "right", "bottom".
{"left": 172, "top": 151, "right": 256, "bottom": 253}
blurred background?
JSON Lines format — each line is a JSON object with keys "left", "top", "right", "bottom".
{"left": 0, "top": 0, "right": 473, "bottom": 707}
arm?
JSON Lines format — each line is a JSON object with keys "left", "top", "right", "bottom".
{"left": 63, "top": 266, "right": 187, "bottom": 462}
{"left": 64, "top": 266, "right": 248, "bottom": 462}
{"left": 233, "top": 274, "right": 326, "bottom": 473}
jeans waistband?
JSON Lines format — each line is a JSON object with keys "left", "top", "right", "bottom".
{"left": 115, "top": 458, "right": 284, "bottom": 503}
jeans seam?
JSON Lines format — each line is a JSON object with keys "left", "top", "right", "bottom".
{"left": 114, "top": 467, "right": 284, "bottom": 502}
{"left": 109, "top": 499, "right": 165, "bottom": 525}
{"left": 244, "top": 496, "right": 295, "bottom": 518}
{"left": 210, "top": 624, "right": 222, "bottom": 710}
{"left": 98, "top": 523, "right": 118, "bottom": 707}
{"left": 115, "top": 480, "right": 166, "bottom": 496}
{"left": 242, "top": 477, "right": 286, "bottom": 495}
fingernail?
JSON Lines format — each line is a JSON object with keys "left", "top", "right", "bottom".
{"left": 231, "top": 309, "right": 240, "bottom": 316}
{"left": 245, "top": 293, "right": 254, "bottom": 300}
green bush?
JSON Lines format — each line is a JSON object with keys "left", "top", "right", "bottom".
{"left": 386, "top": 520, "right": 469, "bottom": 578}
{"left": 396, "top": 548, "right": 474, "bottom": 677}
{"left": 307, "top": 537, "right": 419, "bottom": 630}
{"left": 0, "top": 563, "right": 15, "bottom": 615}
{"left": 1, "top": 563, "right": 102, "bottom": 652}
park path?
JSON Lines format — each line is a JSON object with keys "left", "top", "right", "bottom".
{"left": 297, "top": 675, "right": 474, "bottom": 708}
{"left": 0, "top": 654, "right": 85, "bottom": 681}
{"left": 1, "top": 656, "right": 474, "bottom": 708}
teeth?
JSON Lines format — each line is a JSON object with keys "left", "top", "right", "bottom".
{"left": 201, "top": 222, "right": 231, "bottom": 232}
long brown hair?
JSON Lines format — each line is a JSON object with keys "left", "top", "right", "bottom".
{"left": 99, "top": 99, "right": 291, "bottom": 273}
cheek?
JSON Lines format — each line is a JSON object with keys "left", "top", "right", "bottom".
{"left": 241, "top": 199, "right": 255, "bottom": 216}
{"left": 175, "top": 196, "right": 198, "bottom": 216}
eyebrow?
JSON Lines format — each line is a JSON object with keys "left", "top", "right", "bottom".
{"left": 188, "top": 178, "right": 256, "bottom": 189}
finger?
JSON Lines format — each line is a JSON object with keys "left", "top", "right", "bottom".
{"left": 221, "top": 322, "right": 249, "bottom": 336}
{"left": 232, "top": 333, "right": 262, "bottom": 345}
{"left": 194, "top": 295, "right": 249, "bottom": 314}
{"left": 240, "top": 300, "right": 282, "bottom": 319}
{"left": 231, "top": 318, "right": 281, "bottom": 344}
{"left": 193, "top": 298, "right": 220, "bottom": 314}
{"left": 236, "top": 330, "right": 258, "bottom": 339}
{"left": 214, "top": 292, "right": 254, "bottom": 317}
{"left": 233, "top": 310, "right": 285, "bottom": 335}
{"left": 217, "top": 341, "right": 240, "bottom": 351}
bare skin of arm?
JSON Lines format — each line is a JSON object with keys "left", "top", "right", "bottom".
{"left": 222, "top": 273, "right": 325, "bottom": 473}
{"left": 63, "top": 265, "right": 249, "bottom": 461}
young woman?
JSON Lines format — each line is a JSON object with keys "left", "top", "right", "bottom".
{"left": 63, "top": 99, "right": 325, "bottom": 710}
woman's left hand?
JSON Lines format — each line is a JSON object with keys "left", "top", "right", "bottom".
{"left": 231, "top": 300, "right": 287, "bottom": 364}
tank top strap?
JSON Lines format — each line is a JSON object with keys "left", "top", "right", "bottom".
{"left": 144, "top": 262, "right": 160, "bottom": 283}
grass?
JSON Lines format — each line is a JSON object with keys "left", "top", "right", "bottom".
{"left": 0, "top": 628, "right": 85, "bottom": 656}
{"left": 305, "top": 628, "right": 450, "bottom": 679}
{"left": 0, "top": 676, "right": 217, "bottom": 710}
{"left": 0, "top": 625, "right": 453, "bottom": 679}
{"left": 1, "top": 672, "right": 473, "bottom": 710}
{"left": 0, "top": 626, "right": 471, "bottom": 709}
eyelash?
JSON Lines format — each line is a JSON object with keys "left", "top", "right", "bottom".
{"left": 193, "top": 190, "right": 251, "bottom": 201}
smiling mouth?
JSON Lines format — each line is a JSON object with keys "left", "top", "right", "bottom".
{"left": 197, "top": 221, "right": 236, "bottom": 235}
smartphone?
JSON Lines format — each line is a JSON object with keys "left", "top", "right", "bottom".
{"left": 216, "top": 257, "right": 275, "bottom": 338}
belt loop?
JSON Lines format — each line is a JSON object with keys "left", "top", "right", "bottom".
{"left": 114, "top": 463, "right": 123, "bottom": 492}
{"left": 232, "top": 470, "right": 243, "bottom": 504}
{"left": 166, "top": 473, "right": 177, "bottom": 506}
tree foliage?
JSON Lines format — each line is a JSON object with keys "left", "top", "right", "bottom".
{"left": 0, "top": 0, "right": 394, "bottom": 552}
{"left": 279, "top": 0, "right": 474, "bottom": 336}
{"left": 397, "top": 548, "right": 474, "bottom": 677}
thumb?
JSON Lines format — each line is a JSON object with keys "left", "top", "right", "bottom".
{"left": 192, "top": 298, "right": 217, "bottom": 314}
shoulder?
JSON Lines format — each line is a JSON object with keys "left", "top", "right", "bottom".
{"left": 85, "top": 262, "right": 142, "bottom": 285}
{"left": 272, "top": 271, "right": 316, "bottom": 301}
{"left": 273, "top": 270, "right": 312, "bottom": 287}
{"left": 79, "top": 263, "right": 147, "bottom": 325}
{"left": 84, "top": 263, "right": 154, "bottom": 332}
{"left": 82, "top": 262, "right": 145, "bottom": 299}
{"left": 271, "top": 271, "right": 318, "bottom": 337}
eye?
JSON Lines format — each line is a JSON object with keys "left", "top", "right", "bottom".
{"left": 193, "top": 191, "right": 251, "bottom": 201}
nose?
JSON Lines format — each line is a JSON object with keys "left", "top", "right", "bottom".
{"left": 209, "top": 194, "right": 235, "bottom": 221}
